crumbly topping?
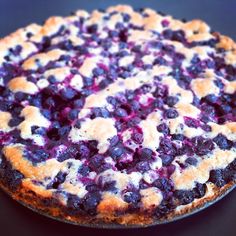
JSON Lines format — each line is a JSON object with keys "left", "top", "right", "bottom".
{"left": 0, "top": 111, "right": 13, "bottom": 132}
{"left": 8, "top": 76, "right": 38, "bottom": 94}
{"left": 69, "top": 117, "right": 117, "bottom": 153}
{"left": 0, "top": 4, "right": 236, "bottom": 221}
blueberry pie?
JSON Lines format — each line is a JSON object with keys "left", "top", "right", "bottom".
{"left": 0, "top": 5, "right": 235, "bottom": 226}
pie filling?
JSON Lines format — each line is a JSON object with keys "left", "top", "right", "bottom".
{"left": 0, "top": 5, "right": 236, "bottom": 221}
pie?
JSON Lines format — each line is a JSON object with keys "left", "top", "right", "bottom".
{"left": 0, "top": 5, "right": 235, "bottom": 226}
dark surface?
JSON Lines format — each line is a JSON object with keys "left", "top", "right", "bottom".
{"left": 0, "top": 0, "right": 235, "bottom": 235}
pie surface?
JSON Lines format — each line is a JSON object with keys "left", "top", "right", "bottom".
{"left": 0, "top": 5, "right": 236, "bottom": 226}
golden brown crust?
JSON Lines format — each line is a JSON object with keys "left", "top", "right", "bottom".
{"left": 0, "top": 178, "right": 235, "bottom": 226}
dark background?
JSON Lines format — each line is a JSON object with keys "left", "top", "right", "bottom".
{"left": 0, "top": 0, "right": 235, "bottom": 235}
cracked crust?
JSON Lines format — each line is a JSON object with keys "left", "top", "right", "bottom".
{"left": 0, "top": 4, "right": 236, "bottom": 226}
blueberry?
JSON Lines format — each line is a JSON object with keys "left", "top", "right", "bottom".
{"left": 74, "top": 98, "right": 84, "bottom": 108}
{"left": 58, "top": 146, "right": 79, "bottom": 162}
{"left": 120, "top": 71, "right": 130, "bottom": 78}
{"left": 31, "top": 149, "right": 49, "bottom": 163}
{"left": 214, "top": 80, "right": 224, "bottom": 89}
{"left": 101, "top": 180, "right": 117, "bottom": 192}
{"left": 118, "top": 50, "right": 129, "bottom": 57}
{"left": 172, "top": 134, "right": 184, "bottom": 141}
{"left": 78, "top": 165, "right": 90, "bottom": 176}
{"left": 97, "top": 163, "right": 112, "bottom": 173}
{"left": 89, "top": 154, "right": 103, "bottom": 169}
{"left": 92, "top": 108, "right": 110, "bottom": 118}
{"left": 0, "top": 101, "right": 13, "bottom": 111}
{"left": 201, "top": 104, "right": 215, "bottom": 116}
{"left": 77, "top": 144, "right": 90, "bottom": 158}
{"left": 213, "top": 134, "right": 232, "bottom": 150}
{"left": 92, "top": 67, "right": 104, "bottom": 76}
{"left": 31, "top": 126, "right": 46, "bottom": 135}
{"left": 154, "top": 57, "right": 167, "bottom": 65}
{"left": 48, "top": 75, "right": 57, "bottom": 84}
{"left": 107, "top": 96, "right": 117, "bottom": 106}
{"left": 87, "top": 24, "right": 98, "bottom": 34}
{"left": 0, "top": 158, "right": 24, "bottom": 190}
{"left": 209, "top": 169, "right": 225, "bottom": 187}
{"left": 68, "top": 109, "right": 79, "bottom": 120}
{"left": 47, "top": 128, "right": 60, "bottom": 141}
{"left": 140, "top": 84, "right": 152, "bottom": 94}
{"left": 61, "top": 88, "right": 76, "bottom": 100}
{"left": 8, "top": 117, "right": 23, "bottom": 127}
{"left": 83, "top": 77, "right": 94, "bottom": 86}
{"left": 157, "top": 123, "right": 169, "bottom": 134}
{"left": 160, "top": 154, "right": 174, "bottom": 166}
{"left": 83, "top": 192, "right": 101, "bottom": 214}
{"left": 123, "top": 191, "right": 141, "bottom": 204}
{"left": 58, "top": 126, "right": 71, "bottom": 137}
{"left": 45, "top": 97, "right": 55, "bottom": 107}
{"left": 109, "top": 30, "right": 119, "bottom": 37}
{"left": 139, "top": 148, "right": 153, "bottom": 160}
{"left": 220, "top": 104, "right": 231, "bottom": 114}
{"left": 47, "top": 171, "right": 67, "bottom": 189}
{"left": 153, "top": 178, "right": 173, "bottom": 191}
{"left": 52, "top": 121, "right": 61, "bottom": 129}
{"left": 153, "top": 85, "right": 167, "bottom": 97}
{"left": 163, "top": 29, "right": 173, "bottom": 39}
{"left": 153, "top": 98, "right": 164, "bottom": 108}
{"left": 98, "top": 79, "right": 112, "bottom": 89}
{"left": 204, "top": 94, "right": 218, "bottom": 103}
{"left": 174, "top": 190, "right": 194, "bottom": 205}
{"left": 166, "top": 96, "right": 179, "bottom": 107}
{"left": 193, "top": 183, "right": 206, "bottom": 198}
{"left": 185, "top": 157, "right": 198, "bottom": 166}
{"left": 136, "top": 161, "right": 150, "bottom": 172}
{"left": 155, "top": 200, "right": 175, "bottom": 219}
{"left": 76, "top": 46, "right": 88, "bottom": 55}
{"left": 109, "top": 135, "right": 120, "bottom": 146}
{"left": 119, "top": 42, "right": 127, "bottom": 49}
{"left": 114, "top": 108, "right": 128, "bottom": 117}
{"left": 86, "top": 183, "right": 100, "bottom": 192}
{"left": 184, "top": 117, "right": 199, "bottom": 128}
{"left": 42, "top": 109, "right": 51, "bottom": 119}
{"left": 132, "top": 131, "right": 143, "bottom": 144}
{"left": 15, "top": 92, "right": 28, "bottom": 101}
{"left": 109, "top": 146, "right": 124, "bottom": 159}
{"left": 224, "top": 169, "right": 236, "bottom": 182}
{"left": 132, "top": 45, "right": 141, "bottom": 53}
{"left": 123, "top": 13, "right": 131, "bottom": 22}
{"left": 31, "top": 97, "right": 41, "bottom": 107}
{"left": 130, "top": 100, "right": 140, "bottom": 111}
{"left": 192, "top": 136, "right": 214, "bottom": 156}
{"left": 165, "top": 109, "right": 178, "bottom": 119}
{"left": 67, "top": 194, "right": 82, "bottom": 212}
{"left": 150, "top": 41, "right": 162, "bottom": 48}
